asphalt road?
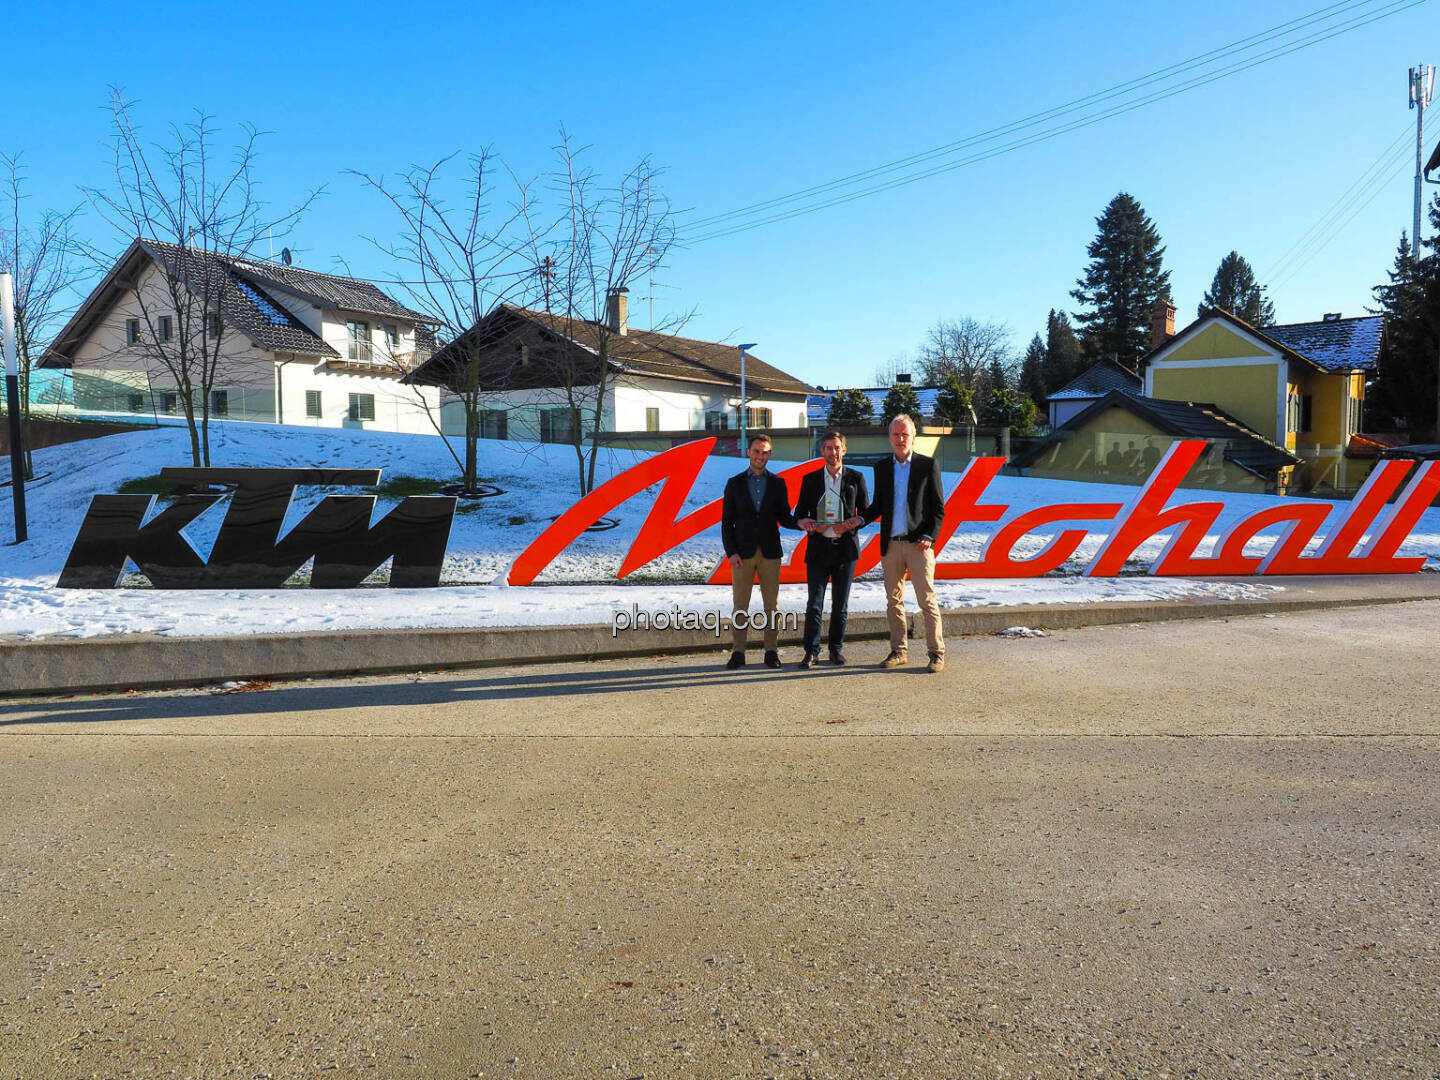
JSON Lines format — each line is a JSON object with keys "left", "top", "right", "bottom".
{"left": 2, "top": 602, "right": 1438, "bottom": 1078}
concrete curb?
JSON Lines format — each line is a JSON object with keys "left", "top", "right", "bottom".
{"left": 4, "top": 575, "right": 1440, "bottom": 698}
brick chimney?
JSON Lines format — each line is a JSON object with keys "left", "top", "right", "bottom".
{"left": 605, "top": 287, "right": 629, "bottom": 336}
{"left": 1151, "top": 298, "right": 1176, "bottom": 348}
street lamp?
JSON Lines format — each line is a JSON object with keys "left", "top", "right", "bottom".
{"left": 1, "top": 272, "right": 26, "bottom": 544}
{"left": 737, "top": 343, "right": 757, "bottom": 451}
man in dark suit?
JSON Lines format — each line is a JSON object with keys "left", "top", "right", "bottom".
{"left": 721, "top": 432, "right": 797, "bottom": 668}
{"left": 793, "top": 430, "right": 869, "bottom": 669}
{"left": 862, "top": 413, "right": 946, "bottom": 672}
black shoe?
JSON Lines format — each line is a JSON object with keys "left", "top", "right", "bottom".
{"left": 798, "top": 652, "right": 818, "bottom": 670}
{"left": 763, "top": 650, "right": 782, "bottom": 669}
{"left": 829, "top": 649, "right": 846, "bottom": 666}
{"left": 726, "top": 651, "right": 745, "bottom": 669}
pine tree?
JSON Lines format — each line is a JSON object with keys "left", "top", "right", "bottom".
{"left": 1199, "top": 251, "right": 1275, "bottom": 326}
{"left": 980, "top": 388, "right": 1038, "bottom": 434}
{"left": 1019, "top": 333, "right": 1047, "bottom": 403}
{"left": 825, "top": 388, "right": 874, "bottom": 427}
{"left": 1370, "top": 207, "right": 1440, "bottom": 437}
{"left": 1070, "top": 193, "right": 1170, "bottom": 366}
{"left": 880, "top": 382, "right": 924, "bottom": 427}
{"left": 934, "top": 373, "right": 977, "bottom": 427}
{"left": 1044, "top": 308, "right": 1084, "bottom": 391}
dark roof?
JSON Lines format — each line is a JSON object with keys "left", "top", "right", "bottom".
{"left": 806, "top": 386, "right": 941, "bottom": 424}
{"left": 1045, "top": 358, "right": 1142, "bottom": 402}
{"left": 142, "top": 240, "right": 335, "bottom": 357}
{"left": 1142, "top": 308, "right": 1382, "bottom": 375}
{"left": 1260, "top": 316, "right": 1383, "bottom": 373}
{"left": 222, "top": 255, "right": 430, "bottom": 322}
{"left": 411, "top": 305, "right": 813, "bottom": 397}
{"left": 1013, "top": 389, "right": 1300, "bottom": 477}
{"left": 41, "top": 239, "right": 428, "bottom": 367}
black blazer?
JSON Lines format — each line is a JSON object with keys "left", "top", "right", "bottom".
{"left": 721, "top": 470, "right": 797, "bottom": 560}
{"left": 864, "top": 452, "right": 946, "bottom": 556}
{"left": 793, "top": 466, "right": 870, "bottom": 564}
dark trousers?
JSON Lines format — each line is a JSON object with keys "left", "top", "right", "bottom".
{"left": 803, "top": 553, "right": 856, "bottom": 656}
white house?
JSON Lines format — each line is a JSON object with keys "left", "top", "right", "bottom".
{"left": 40, "top": 239, "right": 441, "bottom": 435}
{"left": 406, "top": 291, "right": 813, "bottom": 443}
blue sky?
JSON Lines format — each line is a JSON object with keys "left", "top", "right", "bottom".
{"left": 6, "top": 0, "right": 1437, "bottom": 389}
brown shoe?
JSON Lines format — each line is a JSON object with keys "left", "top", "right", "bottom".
{"left": 879, "top": 650, "right": 908, "bottom": 669}
{"left": 926, "top": 654, "right": 945, "bottom": 673}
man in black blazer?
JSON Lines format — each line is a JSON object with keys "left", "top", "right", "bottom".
{"left": 862, "top": 413, "right": 946, "bottom": 672}
{"left": 793, "top": 430, "right": 869, "bottom": 668}
{"left": 721, "top": 432, "right": 797, "bottom": 668}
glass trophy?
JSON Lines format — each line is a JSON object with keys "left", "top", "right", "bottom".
{"left": 816, "top": 489, "right": 843, "bottom": 534}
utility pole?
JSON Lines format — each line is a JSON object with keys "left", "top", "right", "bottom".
{"left": 1, "top": 272, "right": 27, "bottom": 543}
{"left": 1410, "top": 64, "right": 1435, "bottom": 251}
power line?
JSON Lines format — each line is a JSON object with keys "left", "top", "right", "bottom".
{"left": 1265, "top": 124, "right": 1415, "bottom": 289}
{"left": 683, "top": 0, "right": 1381, "bottom": 232}
{"left": 683, "top": 0, "right": 1427, "bottom": 245}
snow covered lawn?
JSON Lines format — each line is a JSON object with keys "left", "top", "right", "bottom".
{"left": 2, "top": 423, "right": 1435, "bottom": 640}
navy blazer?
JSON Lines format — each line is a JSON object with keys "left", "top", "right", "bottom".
{"left": 864, "top": 452, "right": 946, "bottom": 556}
{"left": 793, "top": 466, "right": 870, "bottom": 564}
{"left": 721, "top": 469, "right": 797, "bottom": 560}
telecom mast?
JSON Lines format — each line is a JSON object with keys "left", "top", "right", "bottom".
{"left": 1410, "top": 64, "right": 1435, "bottom": 249}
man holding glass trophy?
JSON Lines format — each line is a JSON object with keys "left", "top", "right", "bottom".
{"left": 793, "top": 430, "right": 870, "bottom": 669}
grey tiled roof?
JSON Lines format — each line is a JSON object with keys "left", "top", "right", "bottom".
{"left": 141, "top": 240, "right": 337, "bottom": 357}
{"left": 1046, "top": 359, "right": 1142, "bottom": 402}
{"left": 226, "top": 256, "right": 430, "bottom": 322}
{"left": 1260, "top": 316, "right": 1383, "bottom": 373}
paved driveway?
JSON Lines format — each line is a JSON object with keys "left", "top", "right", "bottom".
{"left": 2, "top": 602, "right": 1437, "bottom": 1078}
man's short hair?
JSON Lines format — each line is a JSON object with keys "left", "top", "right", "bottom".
{"left": 747, "top": 432, "right": 772, "bottom": 448}
{"left": 889, "top": 413, "right": 918, "bottom": 434}
{"left": 819, "top": 430, "right": 846, "bottom": 447}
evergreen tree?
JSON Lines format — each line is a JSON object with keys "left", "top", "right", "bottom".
{"left": 1044, "top": 308, "right": 1084, "bottom": 392}
{"left": 1199, "top": 250, "right": 1275, "bottom": 325}
{"left": 933, "top": 373, "right": 977, "bottom": 427}
{"left": 1070, "top": 193, "right": 1170, "bottom": 366}
{"left": 1370, "top": 208, "right": 1440, "bottom": 437}
{"left": 980, "top": 388, "right": 1038, "bottom": 434}
{"left": 880, "top": 382, "right": 924, "bottom": 427}
{"left": 1019, "top": 333, "right": 1048, "bottom": 403}
{"left": 825, "top": 388, "right": 875, "bottom": 427}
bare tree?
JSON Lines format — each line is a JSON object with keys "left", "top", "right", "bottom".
{"left": 1, "top": 153, "right": 84, "bottom": 478}
{"left": 522, "top": 133, "right": 680, "bottom": 495}
{"left": 81, "top": 92, "right": 317, "bottom": 466}
{"left": 352, "top": 151, "right": 535, "bottom": 493}
{"left": 916, "top": 317, "right": 1015, "bottom": 396}
{"left": 871, "top": 351, "right": 915, "bottom": 387}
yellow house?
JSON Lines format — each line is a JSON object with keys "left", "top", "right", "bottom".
{"left": 1142, "top": 308, "right": 1382, "bottom": 492}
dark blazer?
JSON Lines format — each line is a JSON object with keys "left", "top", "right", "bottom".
{"left": 864, "top": 452, "right": 946, "bottom": 556}
{"left": 793, "top": 466, "right": 870, "bottom": 564}
{"left": 722, "top": 469, "right": 797, "bottom": 560}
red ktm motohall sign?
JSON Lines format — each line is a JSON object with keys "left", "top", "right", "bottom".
{"left": 508, "top": 437, "right": 1439, "bottom": 585}
{"left": 58, "top": 438, "right": 1440, "bottom": 589}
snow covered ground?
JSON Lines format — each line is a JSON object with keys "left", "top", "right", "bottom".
{"left": 2, "top": 422, "right": 1437, "bottom": 640}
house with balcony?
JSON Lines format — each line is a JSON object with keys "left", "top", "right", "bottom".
{"left": 406, "top": 289, "right": 813, "bottom": 445}
{"left": 40, "top": 239, "right": 441, "bottom": 434}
